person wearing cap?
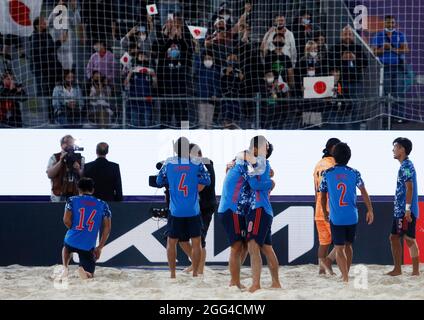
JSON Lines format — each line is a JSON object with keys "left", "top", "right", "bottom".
{"left": 313, "top": 138, "right": 340, "bottom": 275}
{"left": 387, "top": 137, "right": 420, "bottom": 276}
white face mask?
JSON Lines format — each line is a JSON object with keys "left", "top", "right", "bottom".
{"left": 204, "top": 60, "right": 213, "bottom": 68}
{"left": 309, "top": 51, "right": 318, "bottom": 58}
{"left": 140, "top": 34, "right": 147, "bottom": 42}
{"left": 307, "top": 69, "right": 316, "bottom": 77}
{"left": 385, "top": 28, "right": 396, "bottom": 33}
{"left": 266, "top": 77, "right": 274, "bottom": 84}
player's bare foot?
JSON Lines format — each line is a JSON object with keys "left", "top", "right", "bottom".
{"left": 411, "top": 270, "right": 420, "bottom": 276}
{"left": 248, "top": 284, "right": 261, "bottom": 293}
{"left": 319, "top": 268, "right": 326, "bottom": 275}
{"left": 269, "top": 282, "right": 282, "bottom": 289}
{"left": 229, "top": 281, "right": 246, "bottom": 289}
{"left": 78, "top": 267, "right": 91, "bottom": 279}
{"left": 386, "top": 269, "right": 402, "bottom": 276}
{"left": 60, "top": 267, "right": 69, "bottom": 279}
{"left": 183, "top": 265, "right": 193, "bottom": 273}
{"left": 322, "top": 258, "right": 335, "bottom": 275}
{"left": 170, "top": 271, "right": 176, "bottom": 279}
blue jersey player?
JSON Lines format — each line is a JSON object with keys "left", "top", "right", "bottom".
{"left": 156, "top": 137, "right": 211, "bottom": 278}
{"left": 387, "top": 137, "right": 420, "bottom": 277}
{"left": 61, "top": 178, "right": 112, "bottom": 279}
{"left": 319, "top": 142, "right": 373, "bottom": 283}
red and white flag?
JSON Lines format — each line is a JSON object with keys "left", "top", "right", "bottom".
{"left": 0, "top": 0, "right": 42, "bottom": 36}
{"left": 303, "top": 76, "right": 335, "bottom": 99}
{"left": 146, "top": 4, "right": 158, "bottom": 15}
{"left": 188, "top": 26, "right": 208, "bottom": 40}
{"left": 120, "top": 52, "right": 132, "bottom": 66}
{"left": 277, "top": 75, "right": 289, "bottom": 93}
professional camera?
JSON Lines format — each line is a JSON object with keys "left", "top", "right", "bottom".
{"left": 150, "top": 207, "right": 169, "bottom": 219}
{"left": 63, "top": 145, "right": 84, "bottom": 172}
{"left": 148, "top": 161, "right": 171, "bottom": 219}
{"left": 148, "top": 161, "right": 164, "bottom": 188}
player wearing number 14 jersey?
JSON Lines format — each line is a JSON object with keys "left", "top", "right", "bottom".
{"left": 319, "top": 142, "right": 374, "bottom": 283}
{"left": 61, "top": 178, "right": 112, "bottom": 279}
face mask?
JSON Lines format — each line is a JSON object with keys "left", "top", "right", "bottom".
{"left": 140, "top": 34, "right": 147, "bottom": 41}
{"left": 204, "top": 60, "right": 213, "bottom": 68}
{"left": 385, "top": 28, "right": 395, "bottom": 33}
{"left": 276, "top": 24, "right": 285, "bottom": 30}
{"left": 266, "top": 77, "right": 274, "bottom": 84}
{"left": 223, "top": 15, "right": 230, "bottom": 21}
{"left": 309, "top": 51, "right": 318, "bottom": 58}
{"left": 273, "top": 42, "right": 285, "bottom": 49}
{"left": 307, "top": 69, "right": 316, "bottom": 77}
{"left": 93, "top": 46, "right": 100, "bottom": 52}
{"left": 169, "top": 48, "right": 180, "bottom": 59}
{"left": 302, "top": 18, "right": 311, "bottom": 25}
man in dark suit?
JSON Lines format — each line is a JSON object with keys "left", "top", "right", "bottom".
{"left": 83, "top": 142, "right": 123, "bottom": 202}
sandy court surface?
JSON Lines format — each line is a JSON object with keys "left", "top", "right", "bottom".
{"left": 0, "top": 264, "right": 423, "bottom": 300}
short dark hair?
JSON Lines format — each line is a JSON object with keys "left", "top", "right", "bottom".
{"left": 174, "top": 137, "right": 190, "bottom": 158}
{"left": 33, "top": 17, "right": 40, "bottom": 30}
{"left": 385, "top": 15, "right": 396, "bottom": 21}
{"left": 323, "top": 137, "right": 341, "bottom": 156}
{"left": 189, "top": 143, "right": 201, "bottom": 157}
{"left": 60, "top": 135, "right": 74, "bottom": 145}
{"left": 96, "top": 142, "right": 109, "bottom": 156}
{"left": 333, "top": 142, "right": 351, "bottom": 166}
{"left": 78, "top": 178, "right": 95, "bottom": 193}
{"left": 393, "top": 137, "right": 412, "bottom": 155}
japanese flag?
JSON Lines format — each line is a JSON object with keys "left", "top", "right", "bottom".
{"left": 0, "top": 0, "right": 42, "bottom": 36}
{"left": 146, "top": 4, "right": 158, "bottom": 15}
{"left": 120, "top": 52, "right": 132, "bottom": 66}
{"left": 277, "top": 75, "right": 289, "bottom": 93}
{"left": 188, "top": 26, "right": 208, "bottom": 40}
{"left": 303, "top": 76, "right": 335, "bottom": 99}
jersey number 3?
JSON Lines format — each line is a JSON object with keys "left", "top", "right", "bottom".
{"left": 337, "top": 183, "right": 348, "bottom": 207}
{"left": 76, "top": 208, "right": 97, "bottom": 232}
{"left": 178, "top": 173, "right": 189, "bottom": 197}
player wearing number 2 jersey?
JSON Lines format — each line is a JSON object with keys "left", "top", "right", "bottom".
{"left": 319, "top": 142, "right": 374, "bottom": 283}
{"left": 156, "top": 137, "right": 211, "bottom": 278}
{"left": 61, "top": 178, "right": 112, "bottom": 279}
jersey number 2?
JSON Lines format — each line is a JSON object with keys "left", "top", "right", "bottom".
{"left": 337, "top": 183, "right": 348, "bottom": 207}
{"left": 75, "top": 208, "right": 97, "bottom": 232}
{"left": 178, "top": 173, "right": 188, "bottom": 197}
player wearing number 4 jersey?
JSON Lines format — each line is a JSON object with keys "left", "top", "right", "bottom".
{"left": 156, "top": 137, "right": 211, "bottom": 279}
{"left": 319, "top": 142, "right": 374, "bottom": 283}
{"left": 61, "top": 178, "right": 112, "bottom": 279}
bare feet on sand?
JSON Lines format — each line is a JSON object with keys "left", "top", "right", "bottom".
{"left": 386, "top": 269, "right": 402, "bottom": 276}
{"left": 248, "top": 284, "right": 261, "bottom": 293}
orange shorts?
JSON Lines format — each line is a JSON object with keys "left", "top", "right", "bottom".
{"left": 315, "top": 220, "right": 332, "bottom": 245}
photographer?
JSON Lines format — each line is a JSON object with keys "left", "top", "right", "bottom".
{"left": 46, "top": 135, "right": 85, "bottom": 202}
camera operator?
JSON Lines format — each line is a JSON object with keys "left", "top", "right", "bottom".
{"left": 46, "top": 135, "right": 85, "bottom": 202}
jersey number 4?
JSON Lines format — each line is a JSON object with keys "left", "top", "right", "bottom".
{"left": 178, "top": 173, "right": 188, "bottom": 197}
{"left": 337, "top": 183, "right": 348, "bottom": 207}
{"left": 75, "top": 208, "right": 97, "bottom": 232}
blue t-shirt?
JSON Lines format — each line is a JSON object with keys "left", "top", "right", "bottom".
{"left": 319, "top": 165, "right": 364, "bottom": 225}
{"left": 64, "top": 195, "right": 112, "bottom": 251}
{"left": 371, "top": 30, "right": 407, "bottom": 65}
{"left": 156, "top": 157, "right": 211, "bottom": 217}
{"left": 248, "top": 160, "right": 274, "bottom": 216}
{"left": 394, "top": 159, "right": 419, "bottom": 218}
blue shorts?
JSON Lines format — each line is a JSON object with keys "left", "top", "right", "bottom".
{"left": 391, "top": 214, "right": 416, "bottom": 239}
{"left": 246, "top": 207, "right": 273, "bottom": 247}
{"left": 64, "top": 243, "right": 96, "bottom": 274}
{"left": 178, "top": 210, "right": 214, "bottom": 248}
{"left": 218, "top": 210, "right": 246, "bottom": 246}
{"left": 167, "top": 214, "right": 202, "bottom": 240}
{"left": 330, "top": 222, "right": 357, "bottom": 245}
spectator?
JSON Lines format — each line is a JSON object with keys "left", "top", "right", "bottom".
{"left": 120, "top": 19, "right": 155, "bottom": 58}
{"left": 52, "top": 70, "right": 83, "bottom": 126}
{"left": 264, "top": 34, "right": 295, "bottom": 94}
{"left": 124, "top": 52, "right": 157, "bottom": 127}
{"left": 261, "top": 15, "right": 297, "bottom": 66}
{"left": 371, "top": 15, "right": 409, "bottom": 121}
{"left": 85, "top": 40, "right": 119, "bottom": 92}
{"left": 291, "top": 9, "right": 320, "bottom": 63}
{"left": 30, "top": 16, "right": 67, "bottom": 123}
{"left": 83, "top": 142, "right": 123, "bottom": 202}
{"left": 47, "top": 0, "right": 83, "bottom": 71}
{"left": 81, "top": 0, "right": 117, "bottom": 46}
{"left": 0, "top": 71, "right": 26, "bottom": 128}
{"left": 194, "top": 51, "right": 221, "bottom": 129}
{"left": 330, "top": 26, "right": 368, "bottom": 100}
{"left": 114, "top": 0, "right": 143, "bottom": 39}
{"left": 295, "top": 40, "right": 329, "bottom": 97}
{"left": 89, "top": 71, "right": 115, "bottom": 127}
{"left": 220, "top": 53, "right": 244, "bottom": 128}
{"left": 315, "top": 31, "right": 329, "bottom": 60}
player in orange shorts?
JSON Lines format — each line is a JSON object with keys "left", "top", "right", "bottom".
{"left": 313, "top": 138, "right": 340, "bottom": 275}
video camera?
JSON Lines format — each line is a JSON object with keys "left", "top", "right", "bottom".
{"left": 63, "top": 145, "right": 84, "bottom": 172}
{"left": 148, "top": 161, "right": 164, "bottom": 188}
{"left": 148, "top": 161, "right": 171, "bottom": 219}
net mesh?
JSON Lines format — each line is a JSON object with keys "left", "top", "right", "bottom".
{"left": 0, "top": 0, "right": 422, "bottom": 129}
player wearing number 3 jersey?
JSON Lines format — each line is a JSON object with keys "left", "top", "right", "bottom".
{"left": 61, "top": 178, "right": 112, "bottom": 279}
{"left": 319, "top": 142, "right": 374, "bottom": 283}
{"left": 156, "top": 137, "right": 211, "bottom": 278}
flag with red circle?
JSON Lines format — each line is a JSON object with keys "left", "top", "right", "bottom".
{"left": 188, "top": 26, "right": 208, "bottom": 40}
{"left": 303, "top": 76, "right": 335, "bottom": 99}
{"left": 0, "top": 0, "right": 42, "bottom": 36}
{"left": 146, "top": 4, "right": 158, "bottom": 15}
{"left": 120, "top": 52, "right": 132, "bottom": 66}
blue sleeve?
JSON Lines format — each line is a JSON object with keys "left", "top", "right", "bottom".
{"left": 401, "top": 164, "right": 414, "bottom": 182}
{"left": 156, "top": 164, "right": 168, "bottom": 187}
{"left": 371, "top": 33, "right": 382, "bottom": 47}
{"left": 103, "top": 202, "right": 112, "bottom": 219}
{"left": 198, "top": 164, "right": 211, "bottom": 186}
{"left": 248, "top": 175, "right": 273, "bottom": 191}
{"left": 65, "top": 198, "right": 73, "bottom": 211}
{"left": 400, "top": 32, "right": 407, "bottom": 44}
{"left": 319, "top": 173, "right": 328, "bottom": 192}
{"left": 356, "top": 171, "right": 364, "bottom": 188}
